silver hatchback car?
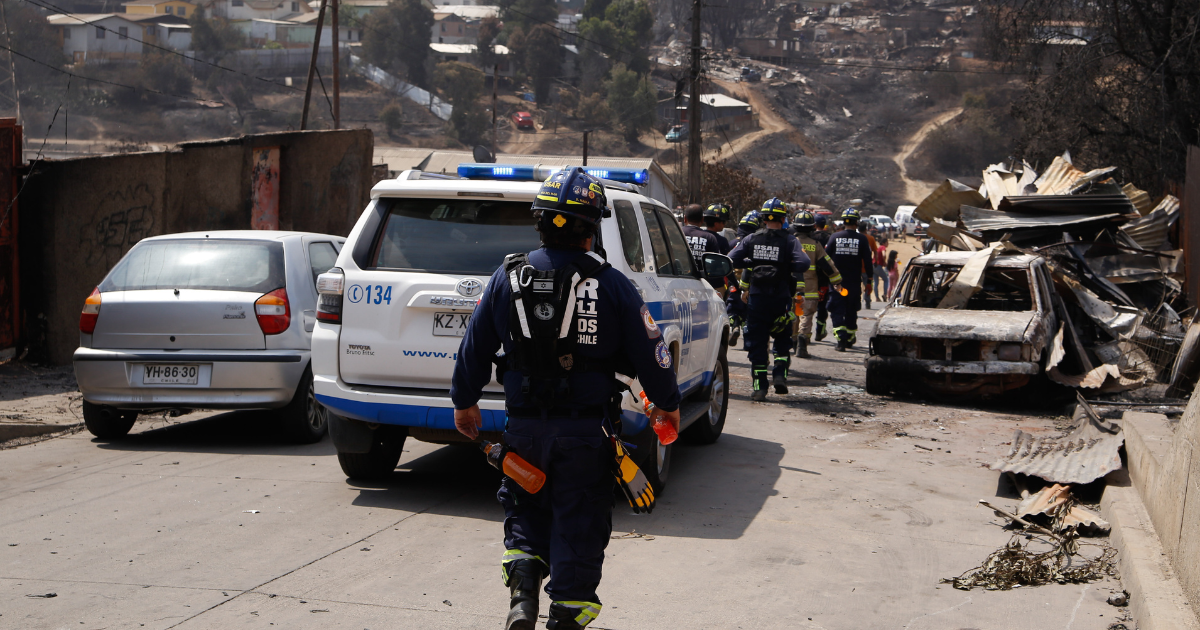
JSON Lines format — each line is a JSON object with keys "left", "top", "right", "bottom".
{"left": 73, "top": 231, "right": 345, "bottom": 442}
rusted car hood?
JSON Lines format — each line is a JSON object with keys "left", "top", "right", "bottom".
{"left": 875, "top": 308, "right": 1038, "bottom": 342}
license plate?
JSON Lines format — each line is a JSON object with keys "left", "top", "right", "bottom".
{"left": 432, "top": 312, "right": 471, "bottom": 337}
{"left": 143, "top": 364, "right": 200, "bottom": 385}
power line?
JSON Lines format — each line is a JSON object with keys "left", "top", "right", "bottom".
{"left": 0, "top": 74, "right": 65, "bottom": 233}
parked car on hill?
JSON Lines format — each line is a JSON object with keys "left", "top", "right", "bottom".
{"left": 73, "top": 231, "right": 344, "bottom": 442}
{"left": 511, "top": 111, "right": 534, "bottom": 130}
{"left": 665, "top": 125, "right": 688, "bottom": 143}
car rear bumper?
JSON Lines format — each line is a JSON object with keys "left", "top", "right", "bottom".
{"left": 73, "top": 347, "right": 309, "bottom": 410}
{"left": 314, "top": 373, "right": 507, "bottom": 432}
{"left": 865, "top": 355, "right": 1039, "bottom": 376}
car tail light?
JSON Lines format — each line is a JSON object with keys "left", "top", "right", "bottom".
{"left": 79, "top": 287, "right": 101, "bottom": 334}
{"left": 255, "top": 288, "right": 291, "bottom": 335}
{"left": 315, "top": 268, "right": 344, "bottom": 324}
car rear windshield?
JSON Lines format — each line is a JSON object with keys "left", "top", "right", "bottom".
{"left": 370, "top": 197, "right": 541, "bottom": 275}
{"left": 100, "top": 239, "right": 285, "bottom": 293}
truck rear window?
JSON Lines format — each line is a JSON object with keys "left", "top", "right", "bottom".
{"left": 371, "top": 198, "right": 540, "bottom": 275}
{"left": 101, "top": 239, "right": 285, "bottom": 293}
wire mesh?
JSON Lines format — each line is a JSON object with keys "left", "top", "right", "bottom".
{"left": 1122, "top": 309, "right": 1187, "bottom": 401}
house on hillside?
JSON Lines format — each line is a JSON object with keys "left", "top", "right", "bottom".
{"left": 122, "top": 0, "right": 196, "bottom": 17}
{"left": 48, "top": 14, "right": 144, "bottom": 64}
{"left": 670, "top": 93, "right": 756, "bottom": 133}
{"left": 318, "top": 0, "right": 433, "bottom": 17}
{"left": 429, "top": 43, "right": 512, "bottom": 76}
{"left": 208, "top": 0, "right": 312, "bottom": 21}
{"left": 125, "top": 13, "right": 192, "bottom": 49}
{"left": 432, "top": 12, "right": 469, "bottom": 44}
{"left": 283, "top": 11, "right": 362, "bottom": 46}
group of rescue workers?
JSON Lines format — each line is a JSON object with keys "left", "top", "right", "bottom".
{"left": 448, "top": 166, "right": 877, "bottom": 629}
{"left": 682, "top": 198, "right": 875, "bottom": 401}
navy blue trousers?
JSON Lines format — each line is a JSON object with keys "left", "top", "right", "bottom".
{"left": 726, "top": 287, "right": 748, "bottom": 324}
{"left": 745, "top": 293, "right": 793, "bottom": 376}
{"left": 829, "top": 283, "right": 862, "bottom": 343}
{"left": 498, "top": 415, "right": 613, "bottom": 604}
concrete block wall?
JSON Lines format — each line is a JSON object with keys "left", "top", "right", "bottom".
{"left": 1122, "top": 396, "right": 1200, "bottom": 618}
{"left": 18, "top": 129, "right": 374, "bottom": 364}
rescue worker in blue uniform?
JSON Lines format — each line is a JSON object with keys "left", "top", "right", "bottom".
{"left": 451, "top": 167, "right": 682, "bottom": 630}
{"left": 736, "top": 208, "right": 762, "bottom": 239}
{"left": 702, "top": 203, "right": 732, "bottom": 254}
{"left": 727, "top": 198, "right": 810, "bottom": 401}
{"left": 681, "top": 204, "right": 721, "bottom": 287}
{"left": 826, "top": 208, "right": 874, "bottom": 352}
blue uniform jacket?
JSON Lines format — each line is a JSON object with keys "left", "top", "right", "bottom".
{"left": 450, "top": 247, "right": 682, "bottom": 413}
{"left": 727, "top": 230, "right": 811, "bottom": 297}
{"left": 827, "top": 229, "right": 874, "bottom": 286}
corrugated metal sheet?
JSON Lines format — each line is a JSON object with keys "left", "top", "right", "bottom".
{"left": 961, "top": 205, "right": 1123, "bottom": 233}
{"left": 1121, "top": 183, "right": 1153, "bottom": 215}
{"left": 996, "top": 194, "right": 1136, "bottom": 215}
{"left": 1033, "top": 156, "right": 1085, "bottom": 195}
{"left": 913, "top": 179, "right": 986, "bottom": 223}
{"left": 990, "top": 427, "right": 1123, "bottom": 484}
{"left": 1121, "top": 195, "right": 1180, "bottom": 250}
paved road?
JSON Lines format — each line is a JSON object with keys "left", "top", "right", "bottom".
{"left": 1, "top": 313, "right": 1127, "bottom": 629}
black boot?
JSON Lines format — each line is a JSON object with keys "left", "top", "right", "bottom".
{"left": 773, "top": 358, "right": 789, "bottom": 394}
{"left": 728, "top": 326, "right": 740, "bottom": 346}
{"left": 795, "top": 336, "right": 810, "bottom": 359}
{"left": 815, "top": 321, "right": 827, "bottom": 342}
{"left": 751, "top": 366, "right": 769, "bottom": 401}
{"left": 546, "top": 602, "right": 593, "bottom": 629}
{"left": 505, "top": 559, "right": 545, "bottom": 630}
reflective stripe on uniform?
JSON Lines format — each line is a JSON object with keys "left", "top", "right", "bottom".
{"left": 554, "top": 600, "right": 602, "bottom": 627}
{"left": 803, "top": 292, "right": 820, "bottom": 299}
{"left": 501, "top": 549, "right": 546, "bottom": 584}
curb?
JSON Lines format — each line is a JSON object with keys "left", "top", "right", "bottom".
{"left": 0, "top": 423, "right": 82, "bottom": 442}
{"left": 1101, "top": 469, "right": 1200, "bottom": 630}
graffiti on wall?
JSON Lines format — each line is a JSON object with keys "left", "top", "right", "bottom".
{"left": 251, "top": 146, "right": 280, "bottom": 230}
{"left": 80, "top": 183, "right": 157, "bottom": 269}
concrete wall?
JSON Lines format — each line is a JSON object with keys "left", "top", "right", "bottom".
{"left": 18, "top": 129, "right": 373, "bottom": 364}
{"left": 1122, "top": 389, "right": 1200, "bottom": 619}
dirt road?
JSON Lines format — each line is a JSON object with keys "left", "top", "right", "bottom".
{"left": 893, "top": 107, "right": 962, "bottom": 204}
{"left": 705, "top": 80, "right": 817, "bottom": 162}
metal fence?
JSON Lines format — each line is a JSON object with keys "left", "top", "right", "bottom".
{"left": 1124, "top": 308, "right": 1189, "bottom": 401}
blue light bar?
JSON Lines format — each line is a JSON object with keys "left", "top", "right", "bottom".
{"left": 457, "top": 163, "right": 650, "bottom": 186}
{"left": 458, "top": 164, "right": 537, "bottom": 180}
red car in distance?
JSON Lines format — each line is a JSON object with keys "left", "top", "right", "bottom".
{"left": 512, "top": 111, "right": 534, "bottom": 130}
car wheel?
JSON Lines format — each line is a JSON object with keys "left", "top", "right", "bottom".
{"left": 684, "top": 349, "right": 729, "bottom": 445}
{"left": 337, "top": 427, "right": 406, "bottom": 481}
{"left": 278, "top": 367, "right": 328, "bottom": 444}
{"left": 82, "top": 401, "right": 137, "bottom": 440}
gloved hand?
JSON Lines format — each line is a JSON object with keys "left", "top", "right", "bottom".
{"left": 770, "top": 310, "right": 797, "bottom": 335}
{"left": 612, "top": 439, "right": 655, "bottom": 514}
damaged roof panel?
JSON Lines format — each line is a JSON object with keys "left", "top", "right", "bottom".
{"left": 990, "top": 421, "right": 1124, "bottom": 485}
{"left": 996, "top": 194, "right": 1137, "bottom": 215}
{"left": 913, "top": 179, "right": 986, "bottom": 223}
{"left": 960, "top": 205, "right": 1124, "bottom": 233}
{"left": 1120, "top": 195, "right": 1180, "bottom": 251}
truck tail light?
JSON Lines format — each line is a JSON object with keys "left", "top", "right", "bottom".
{"left": 255, "top": 288, "right": 291, "bottom": 335}
{"left": 79, "top": 287, "right": 102, "bottom": 334}
{"left": 315, "top": 268, "right": 344, "bottom": 324}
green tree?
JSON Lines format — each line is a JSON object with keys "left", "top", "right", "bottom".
{"left": 188, "top": 8, "right": 244, "bottom": 62}
{"left": 521, "top": 24, "right": 560, "bottom": 104}
{"left": 576, "top": 17, "right": 617, "bottom": 93}
{"left": 362, "top": 0, "right": 435, "bottom": 87}
{"left": 435, "top": 61, "right": 488, "bottom": 145}
{"left": 497, "top": 0, "right": 556, "bottom": 32}
{"left": 0, "top": 0, "right": 64, "bottom": 87}
{"left": 603, "top": 0, "right": 652, "bottom": 74}
{"left": 605, "top": 63, "right": 656, "bottom": 141}
{"left": 379, "top": 102, "right": 403, "bottom": 136}
{"left": 476, "top": 16, "right": 502, "bottom": 74}
{"left": 582, "top": 0, "right": 612, "bottom": 20}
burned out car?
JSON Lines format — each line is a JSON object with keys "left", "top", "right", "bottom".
{"left": 866, "top": 252, "right": 1057, "bottom": 396}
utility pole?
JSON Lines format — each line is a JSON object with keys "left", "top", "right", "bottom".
{"left": 686, "top": 0, "right": 703, "bottom": 203}
{"left": 331, "top": 0, "right": 340, "bottom": 129}
{"left": 300, "top": 0, "right": 328, "bottom": 130}
{"left": 582, "top": 130, "right": 589, "bottom": 166}
{"left": 492, "top": 64, "right": 498, "bottom": 151}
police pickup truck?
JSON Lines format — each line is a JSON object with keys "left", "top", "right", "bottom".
{"left": 311, "top": 163, "right": 732, "bottom": 492}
